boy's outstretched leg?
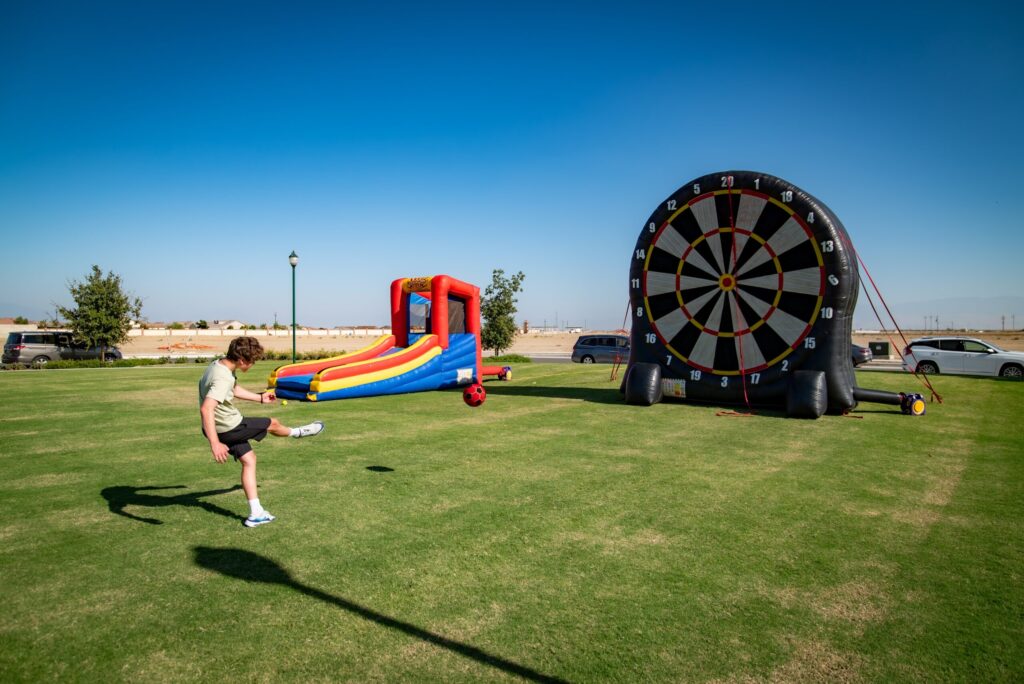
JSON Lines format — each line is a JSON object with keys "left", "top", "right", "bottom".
{"left": 267, "top": 417, "right": 325, "bottom": 439}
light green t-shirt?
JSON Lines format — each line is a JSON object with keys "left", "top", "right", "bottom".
{"left": 199, "top": 359, "right": 243, "bottom": 433}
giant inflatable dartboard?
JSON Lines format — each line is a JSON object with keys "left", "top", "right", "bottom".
{"left": 624, "top": 171, "right": 862, "bottom": 416}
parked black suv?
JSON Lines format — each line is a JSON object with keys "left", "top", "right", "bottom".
{"left": 2, "top": 331, "right": 123, "bottom": 365}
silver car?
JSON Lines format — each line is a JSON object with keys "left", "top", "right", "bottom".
{"left": 571, "top": 334, "right": 629, "bottom": 364}
{"left": 901, "top": 337, "right": 1024, "bottom": 379}
{"left": 2, "top": 331, "right": 122, "bottom": 365}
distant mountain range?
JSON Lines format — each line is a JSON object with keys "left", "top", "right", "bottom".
{"left": 853, "top": 296, "right": 1024, "bottom": 331}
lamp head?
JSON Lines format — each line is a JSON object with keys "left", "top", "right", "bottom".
{"left": 288, "top": 251, "right": 299, "bottom": 267}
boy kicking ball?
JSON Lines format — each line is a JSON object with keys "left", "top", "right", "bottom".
{"left": 199, "top": 336, "right": 324, "bottom": 527}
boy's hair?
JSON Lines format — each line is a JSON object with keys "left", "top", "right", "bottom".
{"left": 225, "top": 337, "right": 265, "bottom": 364}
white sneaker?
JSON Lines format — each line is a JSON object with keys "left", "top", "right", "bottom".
{"left": 294, "top": 421, "right": 325, "bottom": 438}
{"left": 244, "top": 511, "right": 276, "bottom": 527}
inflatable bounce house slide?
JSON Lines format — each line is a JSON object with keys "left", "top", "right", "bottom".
{"left": 269, "top": 275, "right": 508, "bottom": 402}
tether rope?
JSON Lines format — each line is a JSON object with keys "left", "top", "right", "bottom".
{"left": 609, "top": 300, "right": 631, "bottom": 381}
{"left": 837, "top": 232, "right": 943, "bottom": 404}
{"left": 727, "top": 180, "right": 754, "bottom": 414}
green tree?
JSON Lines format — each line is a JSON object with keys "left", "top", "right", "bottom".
{"left": 196, "top": 319, "right": 209, "bottom": 329}
{"left": 13, "top": 316, "right": 28, "bottom": 325}
{"left": 56, "top": 266, "right": 142, "bottom": 360}
{"left": 480, "top": 269, "right": 525, "bottom": 355}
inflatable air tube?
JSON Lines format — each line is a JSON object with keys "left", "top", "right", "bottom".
{"left": 624, "top": 362, "right": 663, "bottom": 406}
{"left": 786, "top": 370, "right": 828, "bottom": 418}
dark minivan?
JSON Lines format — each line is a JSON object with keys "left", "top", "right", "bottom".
{"left": 571, "top": 334, "right": 629, "bottom": 364}
{"left": 3, "top": 331, "right": 123, "bottom": 365}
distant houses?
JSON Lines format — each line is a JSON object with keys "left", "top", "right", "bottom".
{"left": 208, "top": 320, "right": 245, "bottom": 330}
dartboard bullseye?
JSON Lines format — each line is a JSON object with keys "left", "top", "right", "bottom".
{"left": 624, "top": 171, "right": 862, "bottom": 416}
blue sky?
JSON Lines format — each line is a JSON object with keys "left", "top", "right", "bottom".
{"left": 2, "top": 1, "right": 1022, "bottom": 330}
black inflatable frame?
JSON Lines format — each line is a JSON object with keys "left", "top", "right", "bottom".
{"left": 623, "top": 170, "right": 912, "bottom": 417}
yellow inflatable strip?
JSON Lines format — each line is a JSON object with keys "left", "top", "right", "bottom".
{"left": 311, "top": 344, "right": 442, "bottom": 395}
{"left": 267, "top": 335, "right": 393, "bottom": 388}
{"left": 314, "top": 334, "right": 438, "bottom": 382}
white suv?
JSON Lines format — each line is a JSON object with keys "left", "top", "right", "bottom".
{"left": 901, "top": 337, "right": 1024, "bottom": 379}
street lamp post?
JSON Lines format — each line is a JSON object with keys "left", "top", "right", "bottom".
{"left": 289, "top": 251, "right": 299, "bottom": 363}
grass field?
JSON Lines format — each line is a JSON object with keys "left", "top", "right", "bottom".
{"left": 1, "top": 362, "right": 1022, "bottom": 682}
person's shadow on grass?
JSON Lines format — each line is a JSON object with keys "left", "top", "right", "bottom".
{"left": 193, "top": 546, "right": 569, "bottom": 683}
{"left": 101, "top": 485, "right": 244, "bottom": 525}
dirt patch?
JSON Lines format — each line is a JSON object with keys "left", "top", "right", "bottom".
{"left": 121, "top": 330, "right": 610, "bottom": 357}
{"left": 812, "top": 581, "right": 888, "bottom": 624}
{"left": 554, "top": 523, "right": 668, "bottom": 555}
{"left": 769, "top": 639, "right": 864, "bottom": 683}
{"left": 921, "top": 457, "right": 967, "bottom": 507}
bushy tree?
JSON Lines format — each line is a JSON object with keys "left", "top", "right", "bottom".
{"left": 13, "top": 316, "right": 28, "bottom": 324}
{"left": 481, "top": 269, "right": 525, "bottom": 355}
{"left": 196, "top": 319, "right": 209, "bottom": 329}
{"left": 56, "top": 266, "right": 142, "bottom": 359}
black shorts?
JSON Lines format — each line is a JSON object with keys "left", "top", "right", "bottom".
{"left": 205, "top": 417, "right": 271, "bottom": 459}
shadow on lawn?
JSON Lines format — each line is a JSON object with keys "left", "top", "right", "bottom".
{"left": 193, "top": 546, "right": 568, "bottom": 683}
{"left": 483, "top": 383, "right": 623, "bottom": 405}
{"left": 484, "top": 383, "right": 800, "bottom": 418}
{"left": 101, "top": 484, "right": 244, "bottom": 525}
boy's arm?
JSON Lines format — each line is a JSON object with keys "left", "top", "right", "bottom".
{"left": 234, "top": 385, "right": 275, "bottom": 404}
{"left": 201, "top": 398, "right": 231, "bottom": 463}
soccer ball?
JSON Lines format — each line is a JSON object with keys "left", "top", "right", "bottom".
{"left": 463, "top": 383, "right": 486, "bottom": 407}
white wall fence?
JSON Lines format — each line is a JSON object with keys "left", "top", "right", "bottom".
{"left": 0, "top": 324, "right": 392, "bottom": 338}
{"left": 127, "top": 328, "right": 390, "bottom": 338}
